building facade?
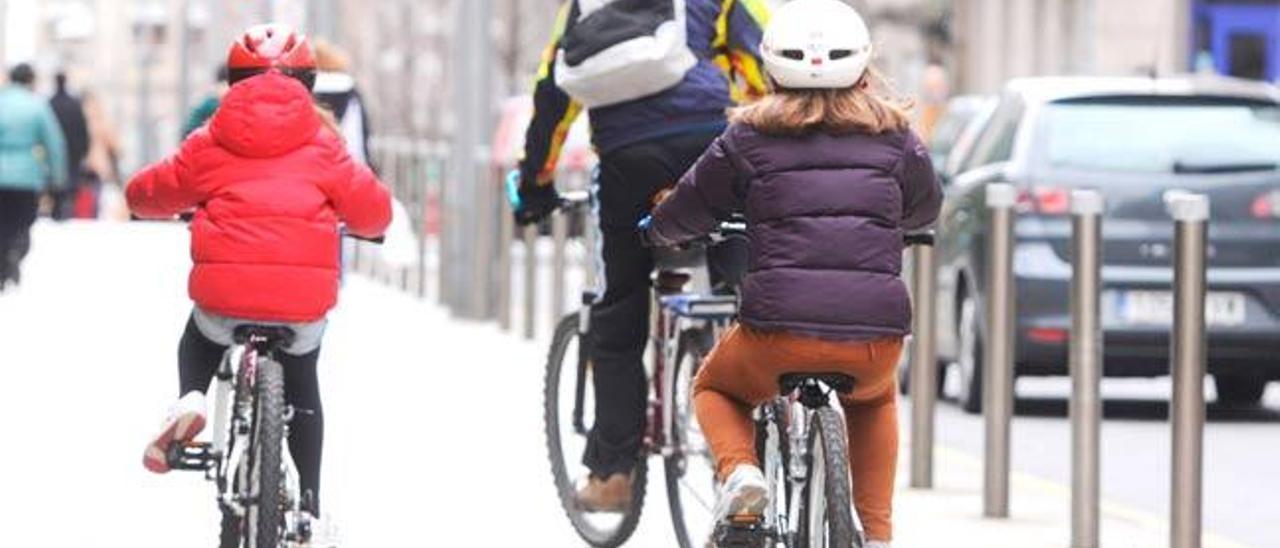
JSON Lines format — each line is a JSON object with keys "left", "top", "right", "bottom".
{"left": 1193, "top": 0, "right": 1280, "bottom": 81}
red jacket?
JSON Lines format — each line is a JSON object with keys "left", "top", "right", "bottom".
{"left": 127, "top": 72, "right": 391, "bottom": 322}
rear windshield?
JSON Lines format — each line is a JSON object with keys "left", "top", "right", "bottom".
{"left": 1042, "top": 96, "right": 1280, "bottom": 173}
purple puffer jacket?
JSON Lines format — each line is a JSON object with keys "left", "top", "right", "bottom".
{"left": 650, "top": 122, "right": 942, "bottom": 341}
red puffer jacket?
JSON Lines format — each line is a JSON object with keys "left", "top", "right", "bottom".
{"left": 127, "top": 72, "right": 391, "bottom": 322}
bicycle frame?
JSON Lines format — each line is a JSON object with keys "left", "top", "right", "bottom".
{"left": 750, "top": 381, "right": 855, "bottom": 545}
{"left": 167, "top": 336, "right": 307, "bottom": 547}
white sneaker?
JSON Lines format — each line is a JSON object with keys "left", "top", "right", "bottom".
{"left": 712, "top": 465, "right": 769, "bottom": 523}
{"left": 142, "top": 391, "right": 207, "bottom": 473}
{"left": 865, "top": 541, "right": 891, "bottom": 548}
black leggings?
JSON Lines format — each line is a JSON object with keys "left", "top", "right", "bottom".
{"left": 178, "top": 317, "right": 325, "bottom": 513}
{"left": 0, "top": 189, "right": 38, "bottom": 281}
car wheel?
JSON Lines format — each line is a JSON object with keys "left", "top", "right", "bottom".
{"left": 1213, "top": 374, "right": 1266, "bottom": 407}
{"left": 956, "top": 293, "right": 983, "bottom": 414}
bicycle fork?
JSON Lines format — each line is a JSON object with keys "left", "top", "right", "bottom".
{"left": 785, "top": 402, "right": 813, "bottom": 537}
{"left": 211, "top": 347, "right": 238, "bottom": 459}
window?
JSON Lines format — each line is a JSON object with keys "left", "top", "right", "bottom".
{"left": 963, "top": 98, "right": 1023, "bottom": 172}
{"left": 1228, "top": 33, "right": 1268, "bottom": 80}
{"left": 1041, "top": 97, "right": 1280, "bottom": 173}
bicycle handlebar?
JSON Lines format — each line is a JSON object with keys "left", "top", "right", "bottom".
{"left": 346, "top": 234, "right": 385, "bottom": 244}
{"left": 904, "top": 231, "right": 935, "bottom": 247}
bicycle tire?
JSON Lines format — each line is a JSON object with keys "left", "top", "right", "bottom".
{"left": 218, "top": 505, "right": 240, "bottom": 548}
{"left": 543, "top": 313, "right": 647, "bottom": 547}
{"left": 797, "top": 407, "right": 860, "bottom": 548}
{"left": 665, "top": 329, "right": 715, "bottom": 548}
{"left": 246, "top": 358, "right": 286, "bottom": 548}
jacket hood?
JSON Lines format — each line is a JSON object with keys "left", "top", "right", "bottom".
{"left": 210, "top": 71, "right": 321, "bottom": 158}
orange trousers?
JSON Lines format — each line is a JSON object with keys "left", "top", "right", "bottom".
{"left": 693, "top": 325, "right": 903, "bottom": 541}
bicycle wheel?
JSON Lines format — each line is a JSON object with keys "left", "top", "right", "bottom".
{"left": 245, "top": 358, "right": 286, "bottom": 548}
{"left": 797, "top": 407, "right": 860, "bottom": 548}
{"left": 543, "top": 313, "right": 647, "bottom": 547}
{"left": 218, "top": 505, "right": 240, "bottom": 548}
{"left": 665, "top": 329, "right": 718, "bottom": 548}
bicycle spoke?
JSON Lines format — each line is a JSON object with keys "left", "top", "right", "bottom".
{"left": 678, "top": 476, "right": 715, "bottom": 511}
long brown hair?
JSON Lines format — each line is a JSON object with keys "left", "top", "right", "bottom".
{"left": 731, "top": 67, "right": 912, "bottom": 136}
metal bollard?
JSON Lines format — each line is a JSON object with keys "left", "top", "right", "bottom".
{"left": 497, "top": 192, "right": 515, "bottom": 330}
{"left": 909, "top": 234, "right": 938, "bottom": 489}
{"left": 437, "top": 153, "right": 450, "bottom": 308}
{"left": 1166, "top": 191, "right": 1209, "bottom": 548}
{"left": 1070, "top": 190, "right": 1104, "bottom": 548}
{"left": 551, "top": 210, "right": 569, "bottom": 328}
{"left": 523, "top": 224, "right": 538, "bottom": 339}
{"left": 983, "top": 182, "right": 1017, "bottom": 518}
{"left": 583, "top": 202, "right": 599, "bottom": 291}
{"left": 415, "top": 154, "right": 429, "bottom": 300}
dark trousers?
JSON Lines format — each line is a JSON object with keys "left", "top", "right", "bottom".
{"left": 0, "top": 189, "right": 39, "bottom": 283}
{"left": 177, "top": 317, "right": 326, "bottom": 513}
{"left": 582, "top": 131, "right": 720, "bottom": 478}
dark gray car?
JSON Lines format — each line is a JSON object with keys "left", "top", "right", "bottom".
{"left": 920, "top": 75, "right": 1280, "bottom": 413}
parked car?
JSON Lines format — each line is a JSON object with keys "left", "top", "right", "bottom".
{"left": 928, "top": 95, "right": 997, "bottom": 182}
{"left": 917, "top": 75, "right": 1280, "bottom": 413}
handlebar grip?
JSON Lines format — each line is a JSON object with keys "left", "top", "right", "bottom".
{"left": 346, "top": 234, "right": 385, "bottom": 244}
{"left": 904, "top": 232, "right": 936, "bottom": 247}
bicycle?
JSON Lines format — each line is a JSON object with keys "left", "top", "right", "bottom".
{"left": 166, "top": 324, "right": 309, "bottom": 548}
{"left": 166, "top": 232, "right": 382, "bottom": 548}
{"left": 712, "top": 232, "right": 936, "bottom": 548}
{"left": 540, "top": 191, "right": 747, "bottom": 548}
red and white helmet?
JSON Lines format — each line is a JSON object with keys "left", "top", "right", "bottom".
{"left": 761, "top": 0, "right": 872, "bottom": 90}
{"left": 227, "top": 23, "right": 317, "bottom": 89}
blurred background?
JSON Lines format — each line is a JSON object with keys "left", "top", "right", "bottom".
{"left": 3, "top": 0, "right": 1273, "bottom": 178}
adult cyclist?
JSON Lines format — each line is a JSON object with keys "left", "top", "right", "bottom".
{"left": 511, "top": 0, "right": 770, "bottom": 512}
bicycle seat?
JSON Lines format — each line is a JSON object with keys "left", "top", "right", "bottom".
{"left": 232, "top": 325, "right": 297, "bottom": 349}
{"left": 778, "top": 373, "right": 856, "bottom": 396}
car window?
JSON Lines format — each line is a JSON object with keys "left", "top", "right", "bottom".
{"left": 944, "top": 98, "right": 997, "bottom": 179}
{"left": 961, "top": 97, "right": 1023, "bottom": 173}
{"left": 1041, "top": 96, "right": 1280, "bottom": 173}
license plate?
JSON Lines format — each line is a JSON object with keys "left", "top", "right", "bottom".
{"left": 1115, "top": 291, "right": 1247, "bottom": 327}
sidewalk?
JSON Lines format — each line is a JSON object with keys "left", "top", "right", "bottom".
{"left": 894, "top": 445, "right": 1247, "bottom": 547}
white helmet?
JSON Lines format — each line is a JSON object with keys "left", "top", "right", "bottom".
{"left": 761, "top": 0, "right": 873, "bottom": 89}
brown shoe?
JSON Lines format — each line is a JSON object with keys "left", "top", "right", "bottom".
{"left": 574, "top": 473, "right": 632, "bottom": 513}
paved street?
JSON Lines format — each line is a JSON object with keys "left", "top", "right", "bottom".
{"left": 929, "top": 374, "right": 1280, "bottom": 548}
{"left": 0, "top": 221, "right": 1271, "bottom": 546}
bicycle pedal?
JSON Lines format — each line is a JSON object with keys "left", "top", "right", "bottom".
{"left": 714, "top": 517, "right": 767, "bottom": 548}
{"left": 166, "top": 442, "right": 215, "bottom": 471}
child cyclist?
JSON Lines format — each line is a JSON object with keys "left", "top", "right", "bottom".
{"left": 642, "top": 0, "right": 942, "bottom": 545}
{"left": 128, "top": 23, "right": 391, "bottom": 526}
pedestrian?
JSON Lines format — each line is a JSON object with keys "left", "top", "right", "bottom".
{"left": 182, "top": 64, "right": 228, "bottom": 137}
{"left": 642, "top": 1, "right": 942, "bottom": 545}
{"left": 130, "top": 25, "right": 390, "bottom": 542}
{"left": 511, "top": 0, "right": 771, "bottom": 511}
{"left": 0, "top": 63, "right": 68, "bottom": 290}
{"left": 82, "top": 91, "right": 125, "bottom": 219}
{"left": 313, "top": 40, "right": 373, "bottom": 167}
{"left": 48, "top": 71, "right": 91, "bottom": 220}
